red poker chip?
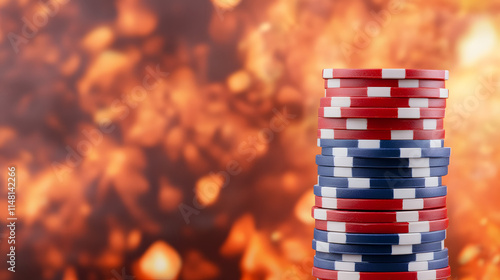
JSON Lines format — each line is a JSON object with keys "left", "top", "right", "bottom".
{"left": 319, "top": 97, "right": 446, "bottom": 108}
{"left": 318, "top": 118, "right": 444, "bottom": 130}
{"left": 314, "top": 218, "right": 449, "bottom": 234}
{"left": 322, "top": 69, "right": 449, "bottom": 80}
{"left": 325, "top": 87, "right": 448, "bottom": 98}
{"left": 324, "top": 79, "right": 446, "bottom": 89}
{"left": 315, "top": 196, "right": 447, "bottom": 211}
{"left": 318, "top": 107, "right": 445, "bottom": 119}
{"left": 313, "top": 266, "right": 451, "bottom": 280}
{"left": 317, "top": 129, "right": 445, "bottom": 140}
{"left": 311, "top": 207, "right": 448, "bottom": 223}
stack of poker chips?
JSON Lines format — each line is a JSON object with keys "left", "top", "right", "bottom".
{"left": 312, "top": 69, "right": 451, "bottom": 280}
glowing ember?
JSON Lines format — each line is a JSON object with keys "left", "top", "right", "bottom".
{"left": 195, "top": 173, "right": 224, "bottom": 206}
{"left": 211, "top": 0, "right": 242, "bottom": 10}
{"left": 136, "top": 241, "right": 182, "bottom": 280}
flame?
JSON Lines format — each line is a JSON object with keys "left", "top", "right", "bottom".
{"left": 220, "top": 214, "right": 256, "bottom": 256}
{"left": 135, "top": 241, "right": 182, "bottom": 280}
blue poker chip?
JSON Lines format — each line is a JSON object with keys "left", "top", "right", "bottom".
{"left": 313, "top": 229, "right": 447, "bottom": 245}
{"left": 321, "top": 147, "right": 451, "bottom": 158}
{"left": 313, "top": 185, "right": 447, "bottom": 199}
{"left": 317, "top": 176, "right": 442, "bottom": 188}
{"left": 316, "top": 155, "right": 450, "bottom": 168}
{"left": 313, "top": 256, "right": 449, "bottom": 272}
{"left": 315, "top": 248, "right": 449, "bottom": 263}
{"left": 317, "top": 166, "right": 448, "bottom": 178}
{"left": 313, "top": 239, "right": 444, "bottom": 255}
{"left": 317, "top": 139, "right": 445, "bottom": 148}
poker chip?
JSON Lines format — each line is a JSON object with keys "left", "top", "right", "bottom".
{"left": 316, "top": 155, "right": 450, "bottom": 168}
{"left": 311, "top": 69, "right": 450, "bottom": 278}
{"left": 318, "top": 107, "right": 445, "bottom": 119}
{"left": 315, "top": 249, "right": 449, "bottom": 263}
{"left": 313, "top": 229, "right": 446, "bottom": 245}
{"left": 311, "top": 207, "right": 448, "bottom": 223}
{"left": 314, "top": 219, "right": 449, "bottom": 234}
{"left": 315, "top": 196, "right": 446, "bottom": 210}
{"left": 320, "top": 97, "right": 446, "bottom": 108}
{"left": 324, "top": 79, "right": 446, "bottom": 89}
{"left": 318, "top": 129, "right": 445, "bottom": 140}
{"left": 314, "top": 256, "right": 449, "bottom": 272}
{"left": 322, "top": 69, "right": 449, "bottom": 80}
{"left": 313, "top": 266, "right": 451, "bottom": 280}
{"left": 325, "top": 87, "right": 448, "bottom": 98}
{"left": 313, "top": 185, "right": 447, "bottom": 199}
{"left": 312, "top": 240, "right": 445, "bottom": 255}
{"left": 317, "top": 176, "right": 442, "bottom": 188}
{"left": 320, "top": 147, "right": 451, "bottom": 158}
{"left": 317, "top": 166, "right": 448, "bottom": 178}
{"left": 318, "top": 118, "right": 444, "bottom": 130}
{"left": 317, "top": 139, "right": 444, "bottom": 149}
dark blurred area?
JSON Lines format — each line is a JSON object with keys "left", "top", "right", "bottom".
{"left": 0, "top": 0, "right": 499, "bottom": 279}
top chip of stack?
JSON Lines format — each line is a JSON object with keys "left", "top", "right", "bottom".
{"left": 322, "top": 69, "right": 449, "bottom": 80}
{"left": 312, "top": 69, "right": 450, "bottom": 280}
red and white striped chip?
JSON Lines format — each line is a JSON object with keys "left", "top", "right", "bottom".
{"left": 318, "top": 107, "right": 445, "bottom": 119}
{"left": 312, "top": 207, "right": 448, "bottom": 223}
{"left": 315, "top": 196, "right": 447, "bottom": 210}
{"left": 322, "top": 69, "right": 449, "bottom": 80}
{"left": 320, "top": 97, "right": 446, "bottom": 108}
{"left": 318, "top": 118, "right": 443, "bottom": 130}
{"left": 314, "top": 219, "right": 449, "bottom": 233}
{"left": 325, "top": 79, "right": 446, "bottom": 89}
{"left": 313, "top": 266, "right": 451, "bottom": 280}
{"left": 317, "top": 129, "right": 445, "bottom": 140}
{"left": 325, "top": 87, "right": 449, "bottom": 98}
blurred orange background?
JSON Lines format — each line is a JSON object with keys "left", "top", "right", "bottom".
{"left": 1, "top": 0, "right": 499, "bottom": 279}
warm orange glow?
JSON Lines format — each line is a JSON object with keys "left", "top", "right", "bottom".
{"left": 62, "top": 267, "right": 78, "bottom": 280}
{"left": 159, "top": 178, "right": 183, "bottom": 212}
{"left": 227, "top": 70, "right": 252, "bottom": 94}
{"left": 195, "top": 173, "right": 224, "bottom": 206}
{"left": 81, "top": 26, "right": 114, "bottom": 53}
{"left": 458, "top": 18, "right": 497, "bottom": 66}
{"left": 116, "top": 0, "right": 157, "bottom": 36}
{"left": 3, "top": 0, "right": 500, "bottom": 279}
{"left": 211, "top": 0, "right": 242, "bottom": 10}
{"left": 136, "top": 241, "right": 182, "bottom": 280}
{"left": 295, "top": 191, "right": 315, "bottom": 225}
{"left": 459, "top": 244, "right": 481, "bottom": 265}
{"left": 127, "top": 230, "right": 142, "bottom": 250}
{"left": 220, "top": 214, "right": 255, "bottom": 256}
